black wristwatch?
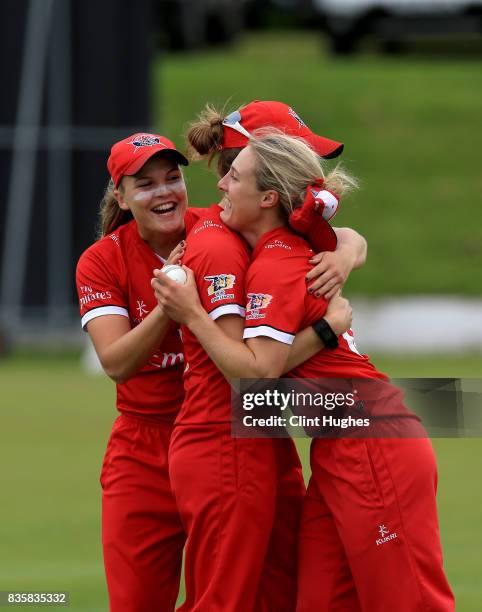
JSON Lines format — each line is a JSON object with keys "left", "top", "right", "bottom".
{"left": 312, "top": 318, "right": 339, "bottom": 350}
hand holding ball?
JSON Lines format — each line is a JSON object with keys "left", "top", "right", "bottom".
{"left": 160, "top": 264, "right": 187, "bottom": 285}
{"left": 153, "top": 264, "right": 198, "bottom": 326}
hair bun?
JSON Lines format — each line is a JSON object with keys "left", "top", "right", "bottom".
{"left": 187, "top": 104, "right": 225, "bottom": 157}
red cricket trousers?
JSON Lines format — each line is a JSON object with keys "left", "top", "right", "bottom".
{"left": 169, "top": 424, "right": 305, "bottom": 612}
{"left": 297, "top": 436, "right": 455, "bottom": 611}
{"left": 256, "top": 434, "right": 307, "bottom": 612}
{"left": 101, "top": 414, "right": 186, "bottom": 612}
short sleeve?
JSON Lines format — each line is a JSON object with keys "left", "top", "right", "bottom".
{"left": 187, "top": 233, "right": 249, "bottom": 321}
{"left": 243, "top": 257, "right": 307, "bottom": 345}
{"left": 76, "top": 247, "right": 129, "bottom": 330}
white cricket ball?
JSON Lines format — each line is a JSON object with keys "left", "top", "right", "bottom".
{"left": 161, "top": 264, "right": 187, "bottom": 284}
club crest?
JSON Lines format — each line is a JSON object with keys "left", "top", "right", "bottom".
{"left": 204, "top": 274, "right": 236, "bottom": 303}
{"left": 128, "top": 134, "right": 164, "bottom": 151}
{"left": 246, "top": 293, "right": 273, "bottom": 320}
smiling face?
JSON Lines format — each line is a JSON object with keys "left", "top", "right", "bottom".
{"left": 115, "top": 153, "right": 188, "bottom": 244}
{"left": 218, "top": 146, "right": 273, "bottom": 235}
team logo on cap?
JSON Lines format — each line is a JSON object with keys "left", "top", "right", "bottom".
{"left": 204, "top": 274, "right": 236, "bottom": 303}
{"left": 128, "top": 134, "right": 164, "bottom": 151}
{"left": 246, "top": 293, "right": 272, "bottom": 320}
{"left": 288, "top": 107, "right": 306, "bottom": 127}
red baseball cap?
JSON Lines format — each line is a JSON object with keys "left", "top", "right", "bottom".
{"left": 221, "top": 101, "right": 344, "bottom": 159}
{"left": 290, "top": 184, "right": 340, "bottom": 252}
{"left": 107, "top": 133, "right": 188, "bottom": 187}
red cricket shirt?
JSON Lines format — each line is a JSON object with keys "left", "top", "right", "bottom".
{"left": 75, "top": 209, "right": 204, "bottom": 420}
{"left": 243, "top": 226, "right": 387, "bottom": 380}
{"left": 176, "top": 205, "right": 250, "bottom": 425}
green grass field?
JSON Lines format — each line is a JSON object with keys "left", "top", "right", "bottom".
{"left": 1, "top": 351, "right": 481, "bottom": 610}
{"left": 153, "top": 31, "right": 482, "bottom": 297}
{"left": 2, "top": 28, "right": 481, "bottom": 611}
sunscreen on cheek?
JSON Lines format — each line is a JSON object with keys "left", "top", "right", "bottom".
{"left": 133, "top": 179, "right": 186, "bottom": 203}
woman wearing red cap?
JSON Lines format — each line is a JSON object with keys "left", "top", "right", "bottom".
{"left": 188, "top": 100, "right": 357, "bottom": 299}
{"left": 76, "top": 134, "right": 200, "bottom": 612}
{"left": 76, "top": 122, "right": 367, "bottom": 611}
{"left": 154, "top": 130, "right": 454, "bottom": 612}
{"left": 140, "top": 104, "right": 363, "bottom": 612}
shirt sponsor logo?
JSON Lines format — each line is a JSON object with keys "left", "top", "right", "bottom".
{"left": 194, "top": 219, "right": 224, "bottom": 234}
{"left": 246, "top": 293, "right": 272, "bottom": 320}
{"left": 149, "top": 352, "right": 184, "bottom": 369}
{"left": 204, "top": 274, "right": 236, "bottom": 303}
{"left": 375, "top": 524, "right": 398, "bottom": 546}
{"left": 265, "top": 239, "right": 291, "bottom": 250}
{"left": 79, "top": 285, "right": 113, "bottom": 309}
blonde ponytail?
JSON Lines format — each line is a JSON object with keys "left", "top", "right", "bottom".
{"left": 324, "top": 165, "right": 359, "bottom": 200}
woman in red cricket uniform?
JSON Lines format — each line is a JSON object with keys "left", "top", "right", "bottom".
{"left": 147, "top": 102, "right": 368, "bottom": 612}
{"left": 76, "top": 134, "right": 204, "bottom": 612}
{"left": 77, "top": 121, "right": 366, "bottom": 611}
{"left": 154, "top": 130, "right": 455, "bottom": 612}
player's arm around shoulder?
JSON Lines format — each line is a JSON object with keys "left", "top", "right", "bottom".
{"left": 307, "top": 227, "right": 367, "bottom": 299}
{"left": 283, "top": 295, "right": 353, "bottom": 372}
{"left": 245, "top": 247, "right": 353, "bottom": 374}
